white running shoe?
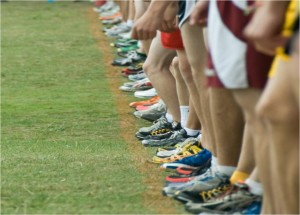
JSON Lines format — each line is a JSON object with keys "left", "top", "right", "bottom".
{"left": 134, "top": 88, "right": 157, "bottom": 98}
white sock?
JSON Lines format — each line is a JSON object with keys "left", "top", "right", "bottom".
{"left": 126, "top": 19, "right": 133, "bottom": 27}
{"left": 245, "top": 178, "right": 263, "bottom": 196}
{"left": 211, "top": 155, "right": 218, "bottom": 173}
{"left": 217, "top": 165, "right": 236, "bottom": 177}
{"left": 184, "top": 127, "right": 200, "bottom": 137}
{"left": 165, "top": 113, "right": 173, "bottom": 123}
{"left": 179, "top": 106, "right": 189, "bottom": 128}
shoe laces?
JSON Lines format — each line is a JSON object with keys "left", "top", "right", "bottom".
{"left": 175, "top": 137, "right": 199, "bottom": 148}
{"left": 168, "top": 130, "right": 183, "bottom": 139}
{"left": 150, "top": 128, "right": 172, "bottom": 136}
{"left": 199, "top": 184, "right": 231, "bottom": 202}
{"left": 219, "top": 182, "right": 254, "bottom": 201}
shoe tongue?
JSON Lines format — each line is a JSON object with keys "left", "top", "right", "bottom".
{"left": 172, "top": 121, "right": 181, "bottom": 130}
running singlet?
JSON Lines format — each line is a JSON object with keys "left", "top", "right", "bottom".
{"left": 207, "top": 0, "right": 273, "bottom": 89}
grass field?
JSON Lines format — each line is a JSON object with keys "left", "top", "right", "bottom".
{"left": 1, "top": 2, "right": 182, "bottom": 214}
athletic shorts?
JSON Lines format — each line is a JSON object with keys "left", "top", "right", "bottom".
{"left": 161, "top": 29, "right": 184, "bottom": 50}
{"left": 178, "top": 0, "right": 196, "bottom": 28}
{"left": 207, "top": 0, "right": 273, "bottom": 89}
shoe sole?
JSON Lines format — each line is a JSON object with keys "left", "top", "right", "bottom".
{"left": 160, "top": 163, "right": 198, "bottom": 170}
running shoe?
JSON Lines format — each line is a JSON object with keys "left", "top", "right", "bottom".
{"left": 160, "top": 148, "right": 212, "bottom": 170}
{"left": 117, "top": 44, "right": 139, "bottom": 52}
{"left": 112, "top": 52, "right": 146, "bottom": 66}
{"left": 111, "top": 40, "right": 138, "bottom": 48}
{"left": 122, "top": 63, "right": 143, "bottom": 73}
{"left": 129, "top": 95, "right": 160, "bottom": 108}
{"left": 134, "top": 100, "right": 166, "bottom": 122}
{"left": 156, "top": 137, "right": 200, "bottom": 158}
{"left": 142, "top": 129, "right": 199, "bottom": 147}
{"left": 128, "top": 71, "right": 147, "bottom": 81}
{"left": 134, "top": 88, "right": 157, "bottom": 98}
{"left": 99, "top": 12, "right": 121, "bottom": 20}
{"left": 118, "top": 50, "right": 146, "bottom": 58}
{"left": 176, "top": 183, "right": 231, "bottom": 204}
{"left": 135, "top": 104, "right": 151, "bottom": 111}
{"left": 121, "top": 69, "right": 143, "bottom": 77}
{"left": 152, "top": 145, "right": 202, "bottom": 164}
{"left": 115, "top": 38, "right": 135, "bottom": 43}
{"left": 163, "top": 169, "right": 228, "bottom": 198}
{"left": 241, "top": 200, "right": 262, "bottom": 215}
{"left": 102, "top": 22, "right": 125, "bottom": 32}
{"left": 117, "top": 31, "right": 131, "bottom": 39}
{"left": 102, "top": 17, "right": 122, "bottom": 25}
{"left": 112, "top": 58, "right": 134, "bottom": 66}
{"left": 122, "top": 78, "right": 149, "bottom": 87}
{"left": 176, "top": 166, "right": 205, "bottom": 175}
{"left": 135, "top": 115, "right": 174, "bottom": 139}
{"left": 95, "top": 1, "right": 118, "bottom": 13}
{"left": 119, "top": 81, "right": 152, "bottom": 92}
{"left": 141, "top": 121, "right": 182, "bottom": 141}
{"left": 105, "top": 23, "right": 131, "bottom": 37}
{"left": 185, "top": 182, "right": 261, "bottom": 214}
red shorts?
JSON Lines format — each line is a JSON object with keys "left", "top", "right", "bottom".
{"left": 161, "top": 29, "right": 184, "bottom": 50}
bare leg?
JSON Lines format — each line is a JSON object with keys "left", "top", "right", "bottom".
{"left": 256, "top": 58, "right": 299, "bottom": 214}
{"left": 181, "top": 21, "right": 215, "bottom": 153}
{"left": 134, "top": 0, "right": 152, "bottom": 54}
{"left": 171, "top": 57, "right": 189, "bottom": 107}
{"left": 230, "top": 89, "right": 263, "bottom": 182}
{"left": 172, "top": 56, "right": 201, "bottom": 131}
{"left": 116, "top": 0, "right": 129, "bottom": 22}
{"left": 143, "top": 33, "right": 180, "bottom": 122}
{"left": 127, "top": 0, "right": 135, "bottom": 22}
{"left": 210, "top": 88, "right": 244, "bottom": 168}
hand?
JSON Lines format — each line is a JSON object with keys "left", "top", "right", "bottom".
{"left": 244, "top": 1, "right": 290, "bottom": 55}
{"left": 131, "top": 11, "right": 161, "bottom": 40}
{"left": 189, "top": 0, "right": 209, "bottom": 26}
{"left": 131, "top": 1, "right": 174, "bottom": 40}
{"left": 160, "top": 2, "right": 178, "bottom": 33}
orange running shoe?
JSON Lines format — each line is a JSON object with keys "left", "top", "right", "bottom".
{"left": 129, "top": 95, "right": 160, "bottom": 108}
{"left": 99, "top": 12, "right": 122, "bottom": 21}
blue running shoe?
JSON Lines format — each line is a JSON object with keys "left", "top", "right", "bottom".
{"left": 160, "top": 148, "right": 212, "bottom": 170}
{"left": 241, "top": 200, "right": 262, "bottom": 215}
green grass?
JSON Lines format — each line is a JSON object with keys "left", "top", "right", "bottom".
{"left": 1, "top": 2, "right": 156, "bottom": 214}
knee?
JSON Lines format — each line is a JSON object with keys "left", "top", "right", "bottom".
{"left": 256, "top": 96, "right": 277, "bottom": 123}
{"left": 143, "top": 57, "right": 170, "bottom": 77}
{"left": 255, "top": 96, "right": 296, "bottom": 123}
{"left": 142, "top": 59, "right": 155, "bottom": 76}
{"left": 172, "top": 56, "right": 179, "bottom": 69}
{"left": 188, "top": 54, "right": 203, "bottom": 74}
{"left": 171, "top": 57, "right": 180, "bottom": 77}
{"left": 179, "top": 62, "right": 194, "bottom": 84}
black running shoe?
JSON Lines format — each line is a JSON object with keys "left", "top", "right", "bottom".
{"left": 184, "top": 183, "right": 261, "bottom": 214}
{"left": 142, "top": 129, "right": 199, "bottom": 147}
{"left": 135, "top": 117, "right": 181, "bottom": 140}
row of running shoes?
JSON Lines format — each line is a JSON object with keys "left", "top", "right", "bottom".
{"left": 95, "top": 3, "right": 261, "bottom": 214}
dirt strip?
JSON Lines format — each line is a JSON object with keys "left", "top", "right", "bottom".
{"left": 87, "top": 7, "right": 181, "bottom": 214}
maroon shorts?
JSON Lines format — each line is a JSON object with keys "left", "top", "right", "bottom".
{"left": 161, "top": 29, "right": 184, "bottom": 50}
